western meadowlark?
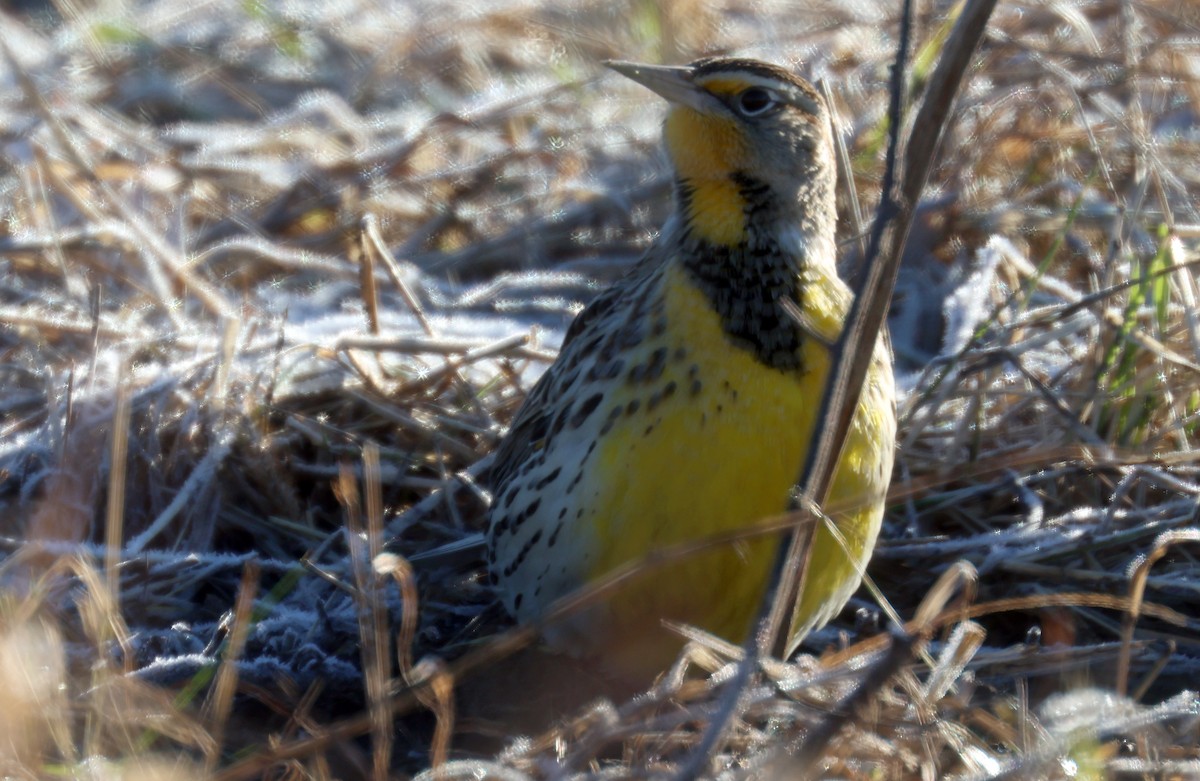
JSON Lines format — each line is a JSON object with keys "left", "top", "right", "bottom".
{"left": 485, "top": 57, "right": 896, "bottom": 676}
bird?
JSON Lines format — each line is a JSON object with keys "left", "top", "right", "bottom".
{"left": 484, "top": 56, "right": 896, "bottom": 677}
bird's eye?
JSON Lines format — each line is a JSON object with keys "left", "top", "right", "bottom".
{"left": 734, "top": 87, "right": 777, "bottom": 117}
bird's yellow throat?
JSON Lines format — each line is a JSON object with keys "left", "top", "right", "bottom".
{"left": 664, "top": 107, "right": 751, "bottom": 247}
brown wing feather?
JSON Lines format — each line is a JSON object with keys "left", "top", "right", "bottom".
{"left": 487, "top": 251, "right": 663, "bottom": 490}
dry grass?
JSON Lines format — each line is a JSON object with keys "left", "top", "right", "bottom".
{"left": 0, "top": 0, "right": 1198, "bottom": 778}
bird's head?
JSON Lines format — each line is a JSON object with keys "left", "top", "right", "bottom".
{"left": 607, "top": 56, "right": 836, "bottom": 248}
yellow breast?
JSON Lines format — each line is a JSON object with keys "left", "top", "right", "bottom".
{"left": 563, "top": 261, "right": 894, "bottom": 673}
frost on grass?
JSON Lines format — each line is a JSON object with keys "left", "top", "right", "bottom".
{"left": 0, "top": 0, "right": 1198, "bottom": 777}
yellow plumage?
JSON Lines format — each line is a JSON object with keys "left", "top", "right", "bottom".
{"left": 486, "top": 57, "right": 896, "bottom": 676}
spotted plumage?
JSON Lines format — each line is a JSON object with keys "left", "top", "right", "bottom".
{"left": 486, "top": 56, "right": 896, "bottom": 675}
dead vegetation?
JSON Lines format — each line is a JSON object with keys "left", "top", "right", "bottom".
{"left": 0, "top": 0, "right": 1198, "bottom": 778}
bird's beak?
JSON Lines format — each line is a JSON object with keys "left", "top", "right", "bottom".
{"left": 604, "top": 60, "right": 714, "bottom": 114}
